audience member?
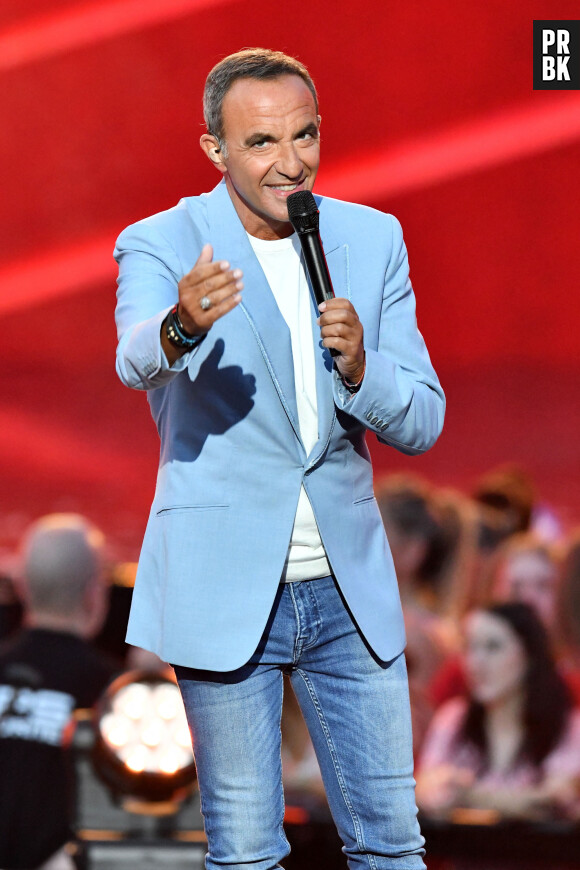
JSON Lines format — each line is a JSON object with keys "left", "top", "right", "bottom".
{"left": 491, "top": 534, "right": 561, "bottom": 635}
{"left": 416, "top": 603, "right": 580, "bottom": 830}
{"left": 429, "top": 533, "right": 576, "bottom": 707}
{"left": 458, "top": 502, "right": 517, "bottom": 618}
{"left": 472, "top": 464, "right": 535, "bottom": 538}
{"left": 376, "top": 475, "right": 462, "bottom": 692}
{"left": 432, "top": 489, "right": 481, "bottom": 622}
{"left": 0, "top": 514, "right": 119, "bottom": 870}
{"left": 0, "top": 572, "right": 23, "bottom": 643}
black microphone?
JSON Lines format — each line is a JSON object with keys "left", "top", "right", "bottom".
{"left": 287, "top": 190, "right": 339, "bottom": 357}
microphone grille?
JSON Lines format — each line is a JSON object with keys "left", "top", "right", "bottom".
{"left": 287, "top": 190, "right": 319, "bottom": 233}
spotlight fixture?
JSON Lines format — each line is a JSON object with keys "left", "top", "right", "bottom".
{"left": 92, "top": 670, "right": 196, "bottom": 804}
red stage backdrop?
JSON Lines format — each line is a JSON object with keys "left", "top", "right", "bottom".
{"left": 1, "top": 0, "right": 579, "bottom": 555}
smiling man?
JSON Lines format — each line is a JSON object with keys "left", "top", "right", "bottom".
{"left": 201, "top": 74, "right": 321, "bottom": 236}
{"left": 114, "top": 48, "right": 445, "bottom": 870}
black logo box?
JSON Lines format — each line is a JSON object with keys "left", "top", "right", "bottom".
{"left": 533, "top": 20, "right": 580, "bottom": 89}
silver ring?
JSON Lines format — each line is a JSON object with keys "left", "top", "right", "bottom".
{"left": 200, "top": 295, "right": 212, "bottom": 311}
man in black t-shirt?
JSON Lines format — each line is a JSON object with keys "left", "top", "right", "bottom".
{"left": 0, "top": 515, "right": 118, "bottom": 870}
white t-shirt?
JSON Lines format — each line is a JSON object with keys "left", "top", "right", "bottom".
{"left": 248, "top": 232, "right": 331, "bottom": 582}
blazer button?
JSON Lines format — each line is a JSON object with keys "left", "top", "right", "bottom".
{"left": 371, "top": 416, "right": 379, "bottom": 425}
{"left": 365, "top": 411, "right": 374, "bottom": 421}
{"left": 381, "top": 422, "right": 390, "bottom": 431}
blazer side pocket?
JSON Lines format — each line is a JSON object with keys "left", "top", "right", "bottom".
{"left": 353, "top": 494, "right": 376, "bottom": 506}
{"left": 156, "top": 504, "right": 229, "bottom": 515}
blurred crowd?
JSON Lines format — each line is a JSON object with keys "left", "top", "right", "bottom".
{"left": 1, "top": 464, "right": 580, "bottom": 869}
{"left": 377, "top": 465, "right": 580, "bottom": 828}
{"left": 283, "top": 464, "right": 580, "bottom": 870}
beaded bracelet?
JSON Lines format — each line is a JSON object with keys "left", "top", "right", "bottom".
{"left": 337, "top": 359, "right": 366, "bottom": 394}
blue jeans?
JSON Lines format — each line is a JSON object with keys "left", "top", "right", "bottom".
{"left": 174, "top": 575, "right": 425, "bottom": 870}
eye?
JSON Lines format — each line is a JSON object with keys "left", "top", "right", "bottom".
{"left": 485, "top": 639, "right": 503, "bottom": 653}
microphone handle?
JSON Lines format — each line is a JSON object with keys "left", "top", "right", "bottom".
{"left": 299, "top": 230, "right": 335, "bottom": 305}
{"left": 298, "top": 230, "right": 340, "bottom": 358}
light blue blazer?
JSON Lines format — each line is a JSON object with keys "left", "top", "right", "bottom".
{"left": 114, "top": 180, "right": 445, "bottom": 671}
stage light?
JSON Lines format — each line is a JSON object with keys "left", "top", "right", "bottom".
{"left": 92, "top": 670, "right": 196, "bottom": 804}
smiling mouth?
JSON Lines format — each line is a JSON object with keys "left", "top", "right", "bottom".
{"left": 268, "top": 181, "right": 305, "bottom": 193}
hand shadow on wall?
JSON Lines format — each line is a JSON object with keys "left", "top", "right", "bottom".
{"left": 164, "top": 338, "right": 257, "bottom": 463}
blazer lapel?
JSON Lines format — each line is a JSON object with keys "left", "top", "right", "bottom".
{"left": 206, "top": 182, "right": 301, "bottom": 443}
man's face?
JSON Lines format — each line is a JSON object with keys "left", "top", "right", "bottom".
{"left": 206, "top": 74, "right": 320, "bottom": 240}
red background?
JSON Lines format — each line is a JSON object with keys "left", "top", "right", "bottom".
{"left": 1, "top": 0, "right": 579, "bottom": 556}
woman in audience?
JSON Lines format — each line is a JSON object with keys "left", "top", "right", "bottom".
{"left": 416, "top": 602, "right": 580, "bottom": 823}
{"left": 429, "top": 533, "right": 575, "bottom": 707}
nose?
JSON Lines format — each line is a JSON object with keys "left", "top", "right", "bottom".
{"left": 274, "top": 141, "right": 303, "bottom": 179}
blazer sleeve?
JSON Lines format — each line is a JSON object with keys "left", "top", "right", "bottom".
{"left": 114, "top": 220, "right": 201, "bottom": 390}
{"left": 333, "top": 215, "right": 445, "bottom": 456}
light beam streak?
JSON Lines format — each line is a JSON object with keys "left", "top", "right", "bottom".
{"left": 0, "top": 0, "right": 234, "bottom": 71}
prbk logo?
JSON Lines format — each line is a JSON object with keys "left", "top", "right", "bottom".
{"left": 533, "top": 21, "right": 579, "bottom": 89}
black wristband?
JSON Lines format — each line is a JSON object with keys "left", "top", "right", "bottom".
{"left": 165, "top": 305, "right": 206, "bottom": 350}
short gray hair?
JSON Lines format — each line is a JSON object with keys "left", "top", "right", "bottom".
{"left": 22, "top": 514, "right": 104, "bottom": 616}
{"left": 203, "top": 48, "right": 319, "bottom": 152}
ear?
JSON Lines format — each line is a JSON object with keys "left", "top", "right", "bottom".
{"left": 200, "top": 134, "right": 226, "bottom": 174}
